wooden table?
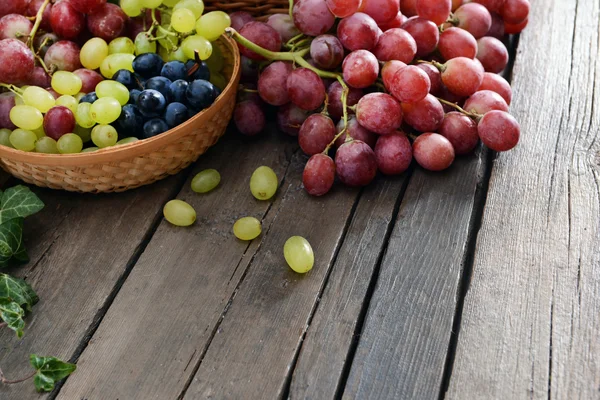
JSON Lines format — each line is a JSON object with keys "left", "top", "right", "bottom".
{"left": 1, "top": 1, "right": 599, "bottom": 398}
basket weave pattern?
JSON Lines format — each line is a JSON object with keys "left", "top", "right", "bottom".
{"left": 205, "top": 1, "right": 290, "bottom": 19}
{"left": 0, "top": 37, "right": 241, "bottom": 193}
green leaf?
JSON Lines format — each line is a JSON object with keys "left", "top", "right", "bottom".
{"left": 0, "top": 297, "right": 25, "bottom": 338}
{"left": 0, "top": 186, "right": 44, "bottom": 225}
{"left": 0, "top": 273, "right": 39, "bottom": 311}
{"left": 0, "top": 218, "right": 24, "bottom": 267}
{"left": 29, "top": 355, "right": 76, "bottom": 392}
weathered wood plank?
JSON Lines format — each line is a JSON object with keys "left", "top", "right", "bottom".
{"left": 181, "top": 153, "right": 360, "bottom": 399}
{"left": 288, "top": 175, "right": 409, "bottom": 399}
{"left": 445, "top": 0, "right": 600, "bottom": 398}
{"left": 56, "top": 126, "right": 297, "bottom": 399}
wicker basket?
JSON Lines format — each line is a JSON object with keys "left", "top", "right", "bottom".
{"left": 205, "top": 1, "right": 289, "bottom": 20}
{"left": 0, "top": 35, "right": 241, "bottom": 193}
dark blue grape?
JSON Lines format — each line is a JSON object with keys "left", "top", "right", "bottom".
{"left": 112, "top": 69, "right": 140, "bottom": 90}
{"left": 144, "top": 76, "right": 172, "bottom": 101}
{"left": 167, "top": 79, "right": 188, "bottom": 104}
{"left": 132, "top": 53, "right": 164, "bottom": 79}
{"left": 142, "top": 118, "right": 169, "bottom": 138}
{"left": 129, "top": 89, "right": 141, "bottom": 105}
{"left": 116, "top": 104, "right": 144, "bottom": 138}
{"left": 164, "top": 102, "right": 189, "bottom": 128}
{"left": 186, "top": 80, "right": 217, "bottom": 110}
{"left": 137, "top": 89, "right": 166, "bottom": 118}
{"left": 79, "top": 92, "right": 98, "bottom": 104}
{"left": 185, "top": 60, "right": 210, "bottom": 81}
{"left": 161, "top": 61, "right": 187, "bottom": 81}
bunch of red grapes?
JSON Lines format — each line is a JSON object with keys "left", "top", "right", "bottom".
{"left": 230, "top": 0, "right": 529, "bottom": 196}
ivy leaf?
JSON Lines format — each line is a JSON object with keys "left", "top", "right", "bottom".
{"left": 0, "top": 273, "right": 39, "bottom": 311}
{"left": 29, "top": 355, "right": 77, "bottom": 392}
{"left": 0, "top": 218, "right": 25, "bottom": 268}
{"left": 0, "top": 186, "right": 44, "bottom": 225}
{"left": 0, "top": 297, "right": 25, "bottom": 338}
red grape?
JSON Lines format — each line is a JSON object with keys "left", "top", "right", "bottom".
{"left": 46, "top": 88, "right": 60, "bottom": 99}
{"left": 373, "top": 28, "right": 417, "bottom": 63}
{"left": 241, "top": 56, "right": 260, "bottom": 82}
{"left": 476, "top": 36, "right": 508, "bottom": 73}
{"left": 359, "top": 0, "right": 400, "bottom": 23}
{"left": 87, "top": 3, "right": 128, "bottom": 42}
{"left": 0, "top": 93, "right": 16, "bottom": 130}
{"left": 231, "top": 11, "right": 254, "bottom": 32}
{"left": 266, "top": 13, "right": 300, "bottom": 43}
{"left": 0, "top": 39, "right": 34, "bottom": 84}
{"left": 0, "top": 1, "right": 29, "bottom": 19}
{"left": 44, "top": 106, "right": 76, "bottom": 140}
{"left": 0, "top": 14, "right": 33, "bottom": 41}
{"left": 416, "top": 0, "right": 452, "bottom": 25}
{"left": 478, "top": 72, "right": 512, "bottom": 104}
{"left": 417, "top": 63, "right": 443, "bottom": 95}
{"left": 68, "top": 0, "right": 107, "bottom": 14}
{"left": 238, "top": 22, "right": 282, "bottom": 61}
{"left": 73, "top": 68, "right": 104, "bottom": 93}
{"left": 486, "top": 12, "right": 505, "bottom": 39}
{"left": 335, "top": 140, "right": 378, "bottom": 186}
{"left": 356, "top": 93, "right": 403, "bottom": 134}
{"left": 293, "top": 0, "right": 336, "bottom": 37}
{"left": 413, "top": 133, "right": 455, "bottom": 171}
{"left": 303, "top": 153, "right": 336, "bottom": 196}
{"left": 337, "top": 12, "right": 380, "bottom": 51}
{"left": 28, "top": 67, "right": 51, "bottom": 88}
{"left": 504, "top": 18, "right": 528, "bottom": 34}
{"left": 452, "top": 0, "right": 464, "bottom": 11}
{"left": 438, "top": 111, "right": 479, "bottom": 155}
{"left": 401, "top": 0, "right": 418, "bottom": 17}
{"left": 390, "top": 65, "right": 431, "bottom": 103}
{"left": 453, "top": 3, "right": 492, "bottom": 39}
{"left": 50, "top": 1, "right": 85, "bottom": 40}
{"left": 335, "top": 117, "right": 377, "bottom": 148}
{"left": 299, "top": 113, "right": 336, "bottom": 155}
{"left": 326, "top": 0, "right": 361, "bottom": 18}
{"left": 342, "top": 50, "right": 379, "bottom": 89}
{"left": 438, "top": 27, "right": 477, "bottom": 60}
{"left": 234, "top": 100, "right": 266, "bottom": 136}
{"left": 375, "top": 133, "right": 413, "bottom": 175}
{"left": 34, "top": 32, "right": 59, "bottom": 58}
{"left": 27, "top": 0, "right": 53, "bottom": 32}
{"left": 401, "top": 17, "right": 439, "bottom": 57}
{"left": 477, "top": 110, "right": 519, "bottom": 151}
{"left": 401, "top": 93, "right": 445, "bottom": 132}
{"left": 500, "top": 0, "right": 529, "bottom": 24}
{"left": 378, "top": 12, "right": 405, "bottom": 31}
{"left": 327, "top": 81, "right": 363, "bottom": 120}
{"left": 277, "top": 103, "right": 310, "bottom": 136}
{"left": 440, "top": 57, "right": 484, "bottom": 97}
{"left": 287, "top": 68, "right": 326, "bottom": 111}
{"left": 471, "top": 0, "right": 505, "bottom": 13}
{"left": 382, "top": 60, "right": 407, "bottom": 92}
{"left": 463, "top": 90, "right": 508, "bottom": 114}
{"left": 310, "top": 35, "right": 344, "bottom": 70}
{"left": 258, "top": 61, "right": 292, "bottom": 106}
{"left": 44, "top": 40, "right": 81, "bottom": 72}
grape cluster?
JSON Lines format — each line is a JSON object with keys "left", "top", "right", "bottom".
{"left": 230, "top": 0, "right": 529, "bottom": 196}
{"left": 0, "top": 0, "right": 231, "bottom": 153}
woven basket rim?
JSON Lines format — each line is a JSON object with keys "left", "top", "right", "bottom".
{"left": 0, "top": 35, "right": 241, "bottom": 167}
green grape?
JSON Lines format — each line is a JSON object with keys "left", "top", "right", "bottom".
{"left": 209, "top": 71, "right": 227, "bottom": 90}
{"left": 168, "top": 46, "right": 187, "bottom": 62}
{"left": 134, "top": 32, "right": 157, "bottom": 55}
{"left": 52, "top": 71, "right": 83, "bottom": 96}
{"left": 100, "top": 53, "right": 135, "bottom": 78}
{"left": 35, "top": 136, "right": 59, "bottom": 154}
{"left": 80, "top": 38, "right": 109, "bottom": 70}
{"left": 56, "top": 95, "right": 78, "bottom": 114}
{"left": 205, "top": 44, "right": 224, "bottom": 72}
{"left": 74, "top": 125, "right": 93, "bottom": 142}
{"left": 81, "top": 147, "right": 99, "bottom": 153}
{"left": 191, "top": 169, "right": 220, "bottom": 193}
{"left": 233, "top": 217, "right": 261, "bottom": 241}
{"left": 174, "top": 0, "right": 204, "bottom": 19}
{"left": 120, "top": 0, "right": 143, "bottom": 17}
{"left": 14, "top": 95, "right": 24, "bottom": 105}
{"left": 117, "top": 137, "right": 139, "bottom": 145}
{"left": 32, "top": 126, "right": 46, "bottom": 139}
{"left": 158, "top": 44, "right": 170, "bottom": 62}
{"left": 0, "top": 128, "right": 13, "bottom": 147}
{"left": 91, "top": 124, "right": 119, "bottom": 147}
{"left": 172, "top": 8, "right": 196, "bottom": 33}
{"left": 9, "top": 105, "right": 43, "bottom": 130}
{"left": 163, "top": 199, "right": 196, "bottom": 227}
{"left": 283, "top": 236, "right": 314, "bottom": 273}
{"left": 96, "top": 80, "right": 130, "bottom": 106}
{"left": 158, "top": 34, "right": 179, "bottom": 52}
{"left": 250, "top": 166, "right": 278, "bottom": 200}
{"left": 109, "top": 37, "right": 135, "bottom": 55}
{"left": 162, "top": 0, "right": 180, "bottom": 6}
{"left": 90, "top": 98, "right": 122, "bottom": 125}
{"left": 181, "top": 35, "right": 212, "bottom": 60}
{"left": 75, "top": 103, "right": 96, "bottom": 128}
{"left": 57, "top": 133, "right": 83, "bottom": 154}
{"left": 23, "top": 86, "right": 56, "bottom": 113}
{"left": 141, "top": 0, "right": 162, "bottom": 8}
{"left": 9, "top": 129, "right": 37, "bottom": 152}
{"left": 195, "top": 11, "right": 231, "bottom": 42}
{"left": 75, "top": 92, "right": 86, "bottom": 102}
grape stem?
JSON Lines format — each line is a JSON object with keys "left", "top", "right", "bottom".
{"left": 446, "top": 13, "right": 460, "bottom": 27}
{"left": 435, "top": 97, "right": 482, "bottom": 120}
{"left": 285, "top": 33, "right": 305, "bottom": 47}
{"left": 0, "top": 83, "right": 24, "bottom": 96}
{"left": 26, "top": 0, "right": 51, "bottom": 52}
{"left": 417, "top": 59, "right": 446, "bottom": 72}
{"left": 324, "top": 76, "right": 351, "bottom": 152}
{"left": 288, "top": 0, "right": 294, "bottom": 20}
{"left": 0, "top": 366, "right": 36, "bottom": 385}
